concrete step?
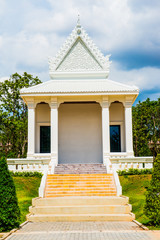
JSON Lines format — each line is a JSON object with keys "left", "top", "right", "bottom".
{"left": 27, "top": 213, "right": 135, "bottom": 222}
{"left": 46, "top": 183, "right": 115, "bottom": 187}
{"left": 45, "top": 189, "right": 116, "bottom": 192}
{"left": 45, "top": 187, "right": 116, "bottom": 191}
{"left": 45, "top": 194, "right": 117, "bottom": 197}
{"left": 47, "top": 175, "right": 112, "bottom": 177}
{"left": 45, "top": 173, "right": 116, "bottom": 197}
{"left": 29, "top": 204, "right": 131, "bottom": 215}
{"left": 45, "top": 192, "right": 117, "bottom": 196}
{"left": 46, "top": 180, "right": 114, "bottom": 184}
{"left": 54, "top": 172, "right": 107, "bottom": 174}
{"left": 53, "top": 164, "right": 107, "bottom": 174}
{"left": 32, "top": 196, "right": 129, "bottom": 207}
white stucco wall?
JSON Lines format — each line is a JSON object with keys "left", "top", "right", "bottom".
{"left": 58, "top": 103, "right": 103, "bottom": 164}
{"left": 109, "top": 102, "right": 125, "bottom": 152}
{"left": 35, "top": 103, "right": 50, "bottom": 153}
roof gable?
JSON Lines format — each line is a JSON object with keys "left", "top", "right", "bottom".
{"left": 48, "top": 22, "right": 111, "bottom": 76}
{"left": 56, "top": 38, "right": 102, "bottom": 72}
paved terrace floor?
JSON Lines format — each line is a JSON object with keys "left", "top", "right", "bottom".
{"left": 6, "top": 221, "right": 160, "bottom": 240}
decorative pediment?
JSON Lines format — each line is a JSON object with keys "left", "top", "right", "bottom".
{"left": 48, "top": 20, "right": 111, "bottom": 75}
{"left": 56, "top": 38, "right": 102, "bottom": 72}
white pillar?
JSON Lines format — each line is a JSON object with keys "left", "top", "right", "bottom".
{"left": 27, "top": 102, "right": 35, "bottom": 158}
{"left": 50, "top": 99, "right": 59, "bottom": 166}
{"left": 124, "top": 102, "right": 134, "bottom": 157}
{"left": 101, "top": 99, "right": 111, "bottom": 170}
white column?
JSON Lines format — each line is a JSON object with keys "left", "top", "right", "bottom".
{"left": 50, "top": 99, "right": 59, "bottom": 166}
{"left": 101, "top": 99, "right": 111, "bottom": 170}
{"left": 27, "top": 102, "right": 35, "bottom": 158}
{"left": 125, "top": 102, "right": 134, "bottom": 157}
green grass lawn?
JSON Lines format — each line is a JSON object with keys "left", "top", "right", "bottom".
{"left": 13, "top": 176, "right": 41, "bottom": 223}
{"left": 120, "top": 174, "right": 160, "bottom": 230}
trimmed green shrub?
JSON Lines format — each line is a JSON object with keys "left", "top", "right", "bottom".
{"left": 144, "top": 154, "right": 160, "bottom": 226}
{"left": 117, "top": 168, "right": 152, "bottom": 176}
{"left": 10, "top": 171, "right": 43, "bottom": 178}
{"left": 0, "top": 157, "right": 20, "bottom": 232}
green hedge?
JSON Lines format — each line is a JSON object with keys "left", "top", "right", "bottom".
{"left": 10, "top": 171, "right": 43, "bottom": 177}
{"left": 144, "top": 154, "right": 160, "bottom": 226}
{"left": 117, "top": 168, "right": 153, "bottom": 176}
{"left": 0, "top": 157, "right": 20, "bottom": 232}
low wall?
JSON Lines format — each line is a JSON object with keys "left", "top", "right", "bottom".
{"left": 7, "top": 158, "right": 50, "bottom": 173}
{"left": 111, "top": 156, "right": 153, "bottom": 170}
{"left": 7, "top": 156, "right": 153, "bottom": 172}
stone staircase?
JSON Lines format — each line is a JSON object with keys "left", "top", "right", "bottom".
{"left": 45, "top": 174, "right": 117, "bottom": 197}
{"left": 27, "top": 196, "right": 135, "bottom": 222}
{"left": 54, "top": 164, "right": 107, "bottom": 174}
{"left": 27, "top": 164, "right": 135, "bottom": 222}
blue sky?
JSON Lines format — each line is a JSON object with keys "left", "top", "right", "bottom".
{"left": 0, "top": 0, "right": 160, "bottom": 104}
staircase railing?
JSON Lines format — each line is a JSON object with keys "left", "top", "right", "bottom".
{"left": 113, "top": 169, "right": 122, "bottom": 197}
{"left": 39, "top": 168, "right": 48, "bottom": 198}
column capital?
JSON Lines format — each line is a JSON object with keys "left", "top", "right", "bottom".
{"left": 124, "top": 101, "right": 132, "bottom": 108}
{"left": 49, "top": 97, "right": 60, "bottom": 109}
{"left": 100, "top": 100, "right": 110, "bottom": 108}
{"left": 50, "top": 102, "right": 60, "bottom": 109}
{"left": 28, "top": 102, "right": 35, "bottom": 109}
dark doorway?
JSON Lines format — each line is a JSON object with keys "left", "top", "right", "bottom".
{"left": 110, "top": 125, "right": 121, "bottom": 152}
{"left": 40, "top": 126, "right": 50, "bottom": 153}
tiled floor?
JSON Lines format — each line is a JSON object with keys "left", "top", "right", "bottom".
{"left": 6, "top": 221, "right": 158, "bottom": 240}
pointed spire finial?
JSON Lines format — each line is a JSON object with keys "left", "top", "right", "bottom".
{"left": 77, "top": 14, "right": 81, "bottom": 28}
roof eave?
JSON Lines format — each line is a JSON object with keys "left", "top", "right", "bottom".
{"left": 20, "top": 91, "right": 139, "bottom": 97}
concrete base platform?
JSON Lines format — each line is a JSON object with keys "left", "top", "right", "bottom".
{"left": 27, "top": 196, "right": 135, "bottom": 222}
{"left": 6, "top": 222, "right": 156, "bottom": 240}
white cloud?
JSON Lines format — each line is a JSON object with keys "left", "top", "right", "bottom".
{"left": 110, "top": 61, "right": 160, "bottom": 91}
{"left": 0, "top": 0, "right": 159, "bottom": 98}
{"left": 0, "top": 76, "right": 9, "bottom": 82}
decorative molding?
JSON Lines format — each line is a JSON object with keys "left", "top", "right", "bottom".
{"left": 49, "top": 97, "right": 60, "bottom": 109}
{"left": 124, "top": 101, "right": 132, "bottom": 108}
{"left": 100, "top": 101, "right": 110, "bottom": 108}
{"left": 56, "top": 40, "right": 102, "bottom": 72}
{"left": 50, "top": 102, "right": 59, "bottom": 109}
{"left": 99, "top": 96, "right": 111, "bottom": 108}
{"left": 124, "top": 96, "right": 133, "bottom": 108}
{"left": 48, "top": 23, "right": 111, "bottom": 73}
{"left": 27, "top": 102, "right": 35, "bottom": 109}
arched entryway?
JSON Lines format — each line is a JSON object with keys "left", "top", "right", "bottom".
{"left": 58, "top": 102, "right": 103, "bottom": 164}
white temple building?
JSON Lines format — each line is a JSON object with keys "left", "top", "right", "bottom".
{"left": 7, "top": 20, "right": 154, "bottom": 222}
{"left": 20, "top": 19, "right": 140, "bottom": 173}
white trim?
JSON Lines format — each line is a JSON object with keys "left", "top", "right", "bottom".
{"left": 113, "top": 169, "right": 122, "bottom": 196}
{"left": 21, "top": 92, "right": 139, "bottom": 98}
{"left": 50, "top": 71, "right": 109, "bottom": 79}
{"left": 39, "top": 168, "right": 48, "bottom": 197}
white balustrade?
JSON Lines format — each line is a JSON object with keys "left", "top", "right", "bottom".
{"left": 111, "top": 156, "right": 153, "bottom": 171}
{"left": 7, "top": 158, "right": 50, "bottom": 173}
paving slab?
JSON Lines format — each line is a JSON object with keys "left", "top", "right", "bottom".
{"left": 6, "top": 221, "right": 158, "bottom": 240}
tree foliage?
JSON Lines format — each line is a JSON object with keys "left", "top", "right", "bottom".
{"left": 132, "top": 98, "right": 160, "bottom": 157}
{"left": 0, "top": 156, "right": 20, "bottom": 231}
{"left": 0, "top": 72, "right": 41, "bottom": 158}
{"left": 144, "top": 154, "right": 160, "bottom": 225}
